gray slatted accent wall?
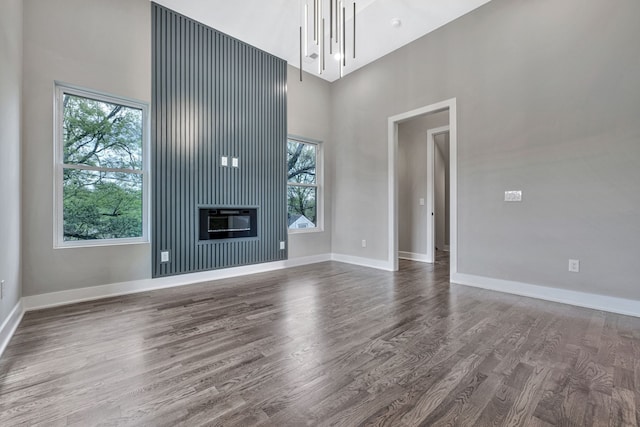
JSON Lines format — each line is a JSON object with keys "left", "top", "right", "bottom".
{"left": 151, "top": 3, "right": 288, "bottom": 278}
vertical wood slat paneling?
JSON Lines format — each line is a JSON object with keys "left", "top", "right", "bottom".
{"left": 151, "top": 3, "right": 287, "bottom": 278}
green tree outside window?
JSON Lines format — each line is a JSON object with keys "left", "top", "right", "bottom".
{"left": 287, "top": 139, "right": 318, "bottom": 230}
{"left": 59, "top": 90, "right": 145, "bottom": 242}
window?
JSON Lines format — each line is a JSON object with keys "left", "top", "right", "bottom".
{"left": 287, "top": 137, "right": 322, "bottom": 232}
{"left": 54, "top": 84, "right": 148, "bottom": 247}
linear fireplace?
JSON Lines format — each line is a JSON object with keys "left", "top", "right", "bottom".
{"left": 199, "top": 207, "right": 258, "bottom": 240}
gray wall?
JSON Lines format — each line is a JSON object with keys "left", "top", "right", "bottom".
{"left": 0, "top": 0, "right": 23, "bottom": 321}
{"left": 151, "top": 4, "right": 287, "bottom": 277}
{"left": 287, "top": 65, "right": 333, "bottom": 258}
{"left": 331, "top": 0, "right": 640, "bottom": 300}
{"left": 20, "top": 0, "right": 331, "bottom": 296}
{"left": 18, "top": 0, "right": 640, "bottom": 302}
{"left": 397, "top": 112, "right": 448, "bottom": 255}
{"left": 22, "top": 0, "right": 152, "bottom": 296}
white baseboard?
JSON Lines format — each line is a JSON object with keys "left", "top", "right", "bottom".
{"left": 0, "top": 299, "right": 25, "bottom": 359}
{"left": 23, "top": 254, "right": 332, "bottom": 312}
{"left": 451, "top": 273, "right": 640, "bottom": 318}
{"left": 15, "top": 256, "right": 640, "bottom": 341}
{"left": 284, "top": 253, "right": 332, "bottom": 267}
{"left": 331, "top": 253, "right": 394, "bottom": 271}
{"left": 21, "top": 252, "right": 390, "bottom": 313}
{"left": 398, "top": 251, "right": 431, "bottom": 263}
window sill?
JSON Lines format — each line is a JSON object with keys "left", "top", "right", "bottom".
{"left": 288, "top": 228, "right": 324, "bottom": 235}
{"left": 54, "top": 238, "right": 150, "bottom": 250}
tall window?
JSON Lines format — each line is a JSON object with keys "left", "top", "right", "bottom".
{"left": 54, "top": 84, "right": 148, "bottom": 247}
{"left": 287, "top": 137, "right": 321, "bottom": 231}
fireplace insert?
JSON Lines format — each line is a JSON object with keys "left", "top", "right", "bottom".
{"left": 199, "top": 207, "right": 258, "bottom": 240}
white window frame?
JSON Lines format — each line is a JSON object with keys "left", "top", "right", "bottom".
{"left": 287, "top": 135, "right": 324, "bottom": 234}
{"left": 53, "top": 82, "right": 150, "bottom": 248}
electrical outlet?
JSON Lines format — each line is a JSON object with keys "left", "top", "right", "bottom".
{"left": 221, "top": 156, "right": 228, "bottom": 167}
{"left": 361, "top": 239, "right": 367, "bottom": 248}
{"left": 419, "top": 198, "right": 425, "bottom": 206}
{"left": 568, "top": 259, "right": 580, "bottom": 273}
{"left": 232, "top": 157, "right": 239, "bottom": 168}
{"left": 161, "top": 251, "right": 170, "bottom": 263}
{"left": 279, "top": 241, "right": 286, "bottom": 250}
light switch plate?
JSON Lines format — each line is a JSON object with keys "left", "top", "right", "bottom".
{"left": 419, "top": 198, "right": 425, "bottom": 206}
{"left": 221, "top": 156, "right": 228, "bottom": 166}
{"left": 279, "top": 241, "right": 286, "bottom": 250}
{"left": 160, "top": 251, "right": 170, "bottom": 263}
{"left": 232, "top": 157, "right": 239, "bottom": 167}
{"left": 504, "top": 190, "right": 522, "bottom": 202}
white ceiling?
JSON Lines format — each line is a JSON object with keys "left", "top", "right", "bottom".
{"left": 152, "top": 0, "right": 492, "bottom": 82}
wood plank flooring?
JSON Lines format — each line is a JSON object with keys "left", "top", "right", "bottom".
{"left": 1, "top": 252, "right": 639, "bottom": 426}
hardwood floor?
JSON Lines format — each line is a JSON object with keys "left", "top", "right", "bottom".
{"left": 1, "top": 252, "right": 639, "bottom": 426}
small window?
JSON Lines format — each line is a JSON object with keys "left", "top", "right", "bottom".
{"left": 287, "top": 137, "right": 322, "bottom": 232}
{"left": 54, "top": 84, "right": 148, "bottom": 247}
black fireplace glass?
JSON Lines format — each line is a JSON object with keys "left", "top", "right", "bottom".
{"left": 199, "top": 208, "right": 257, "bottom": 240}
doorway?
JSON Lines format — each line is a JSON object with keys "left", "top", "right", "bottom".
{"left": 427, "top": 127, "right": 450, "bottom": 264}
{"left": 387, "top": 98, "right": 457, "bottom": 276}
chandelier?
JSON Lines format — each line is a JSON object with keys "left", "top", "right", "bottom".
{"left": 299, "top": 0, "right": 357, "bottom": 81}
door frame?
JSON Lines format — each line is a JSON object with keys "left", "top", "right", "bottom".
{"left": 387, "top": 98, "right": 457, "bottom": 275}
{"left": 426, "top": 126, "right": 450, "bottom": 264}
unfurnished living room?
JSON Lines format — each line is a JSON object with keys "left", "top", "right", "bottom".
{"left": 1, "top": 0, "right": 639, "bottom": 425}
